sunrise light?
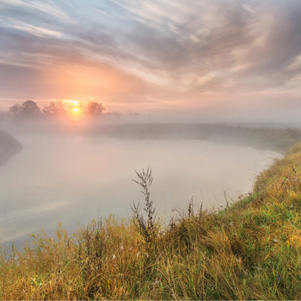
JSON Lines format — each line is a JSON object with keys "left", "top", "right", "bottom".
{"left": 1, "top": 1, "right": 300, "bottom": 299}
{"left": 62, "top": 100, "right": 82, "bottom": 116}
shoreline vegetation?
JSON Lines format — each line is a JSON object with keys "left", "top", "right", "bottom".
{"left": 95, "top": 123, "right": 301, "bottom": 152}
{"left": 4, "top": 122, "right": 301, "bottom": 152}
{"left": 0, "top": 130, "right": 22, "bottom": 165}
{"left": 0, "top": 128, "right": 301, "bottom": 299}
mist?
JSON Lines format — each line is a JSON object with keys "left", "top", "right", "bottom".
{"left": 1, "top": 0, "right": 300, "bottom": 250}
{"left": 0, "top": 118, "right": 282, "bottom": 247}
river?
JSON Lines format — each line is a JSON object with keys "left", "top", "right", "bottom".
{"left": 0, "top": 133, "right": 278, "bottom": 245}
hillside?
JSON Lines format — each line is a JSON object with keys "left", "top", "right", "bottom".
{"left": 0, "top": 142, "right": 300, "bottom": 299}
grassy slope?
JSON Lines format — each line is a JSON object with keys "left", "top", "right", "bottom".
{"left": 1, "top": 145, "right": 301, "bottom": 300}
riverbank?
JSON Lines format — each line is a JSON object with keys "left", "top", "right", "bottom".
{"left": 0, "top": 130, "right": 22, "bottom": 165}
{"left": 94, "top": 123, "right": 301, "bottom": 152}
{"left": 0, "top": 143, "right": 300, "bottom": 299}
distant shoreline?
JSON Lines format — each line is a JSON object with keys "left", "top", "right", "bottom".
{"left": 3, "top": 122, "right": 301, "bottom": 152}
{"left": 0, "top": 130, "right": 23, "bottom": 165}
{"left": 91, "top": 123, "right": 301, "bottom": 152}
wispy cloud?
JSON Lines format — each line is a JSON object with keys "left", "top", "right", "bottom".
{"left": 0, "top": 0, "right": 300, "bottom": 120}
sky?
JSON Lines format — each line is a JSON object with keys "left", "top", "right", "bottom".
{"left": 0, "top": 0, "right": 301, "bottom": 121}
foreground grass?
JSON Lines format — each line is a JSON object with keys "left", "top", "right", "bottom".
{"left": 1, "top": 146, "right": 301, "bottom": 299}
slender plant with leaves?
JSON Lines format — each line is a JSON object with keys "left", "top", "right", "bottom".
{"left": 131, "top": 168, "right": 158, "bottom": 246}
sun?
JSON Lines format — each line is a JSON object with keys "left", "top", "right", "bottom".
{"left": 72, "top": 107, "right": 80, "bottom": 113}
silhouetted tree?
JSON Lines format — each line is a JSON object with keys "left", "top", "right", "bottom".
{"left": 42, "top": 101, "right": 66, "bottom": 117}
{"left": 21, "top": 100, "right": 41, "bottom": 118}
{"left": 9, "top": 104, "right": 22, "bottom": 118}
{"left": 81, "top": 101, "right": 105, "bottom": 116}
{"left": 9, "top": 100, "right": 41, "bottom": 119}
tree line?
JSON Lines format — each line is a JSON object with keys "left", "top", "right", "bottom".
{"left": 6, "top": 100, "right": 105, "bottom": 119}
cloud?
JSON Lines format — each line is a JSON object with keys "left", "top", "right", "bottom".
{"left": 0, "top": 0, "right": 74, "bottom": 24}
{"left": 0, "top": 0, "right": 300, "bottom": 119}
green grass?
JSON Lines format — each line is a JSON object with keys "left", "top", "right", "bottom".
{"left": 1, "top": 144, "right": 301, "bottom": 300}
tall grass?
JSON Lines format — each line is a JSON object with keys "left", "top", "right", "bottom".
{"left": 1, "top": 145, "right": 301, "bottom": 299}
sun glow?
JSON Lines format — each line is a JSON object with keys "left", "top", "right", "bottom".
{"left": 61, "top": 100, "right": 82, "bottom": 117}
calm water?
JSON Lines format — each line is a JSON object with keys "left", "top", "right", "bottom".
{"left": 0, "top": 133, "right": 278, "bottom": 244}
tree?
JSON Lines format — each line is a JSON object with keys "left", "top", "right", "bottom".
{"left": 9, "top": 104, "right": 22, "bottom": 118}
{"left": 20, "top": 100, "right": 41, "bottom": 118}
{"left": 81, "top": 101, "right": 105, "bottom": 116}
{"left": 9, "top": 100, "right": 41, "bottom": 119}
{"left": 8, "top": 100, "right": 41, "bottom": 120}
{"left": 42, "top": 101, "right": 66, "bottom": 117}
